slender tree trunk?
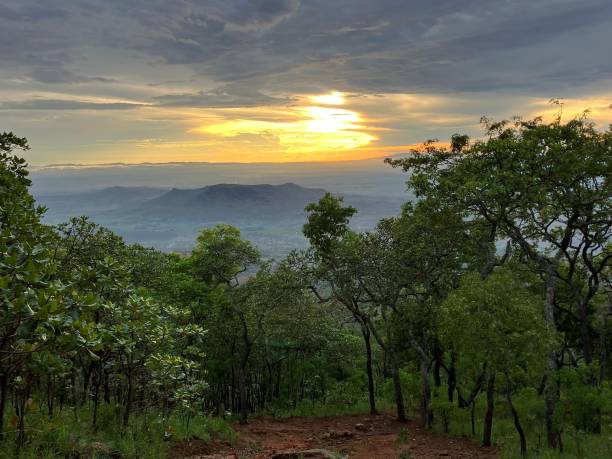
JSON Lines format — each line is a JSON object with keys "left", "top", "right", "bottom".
{"left": 482, "top": 371, "right": 495, "bottom": 447}
{"left": 600, "top": 293, "right": 611, "bottom": 384}
{"left": 578, "top": 298, "right": 593, "bottom": 365}
{"left": 360, "top": 324, "right": 377, "bottom": 415}
{"left": 433, "top": 354, "right": 442, "bottom": 389}
{"left": 0, "top": 372, "right": 7, "bottom": 438}
{"left": 506, "top": 379, "right": 527, "bottom": 457}
{"left": 73, "top": 365, "right": 83, "bottom": 422}
{"left": 239, "top": 358, "right": 249, "bottom": 424}
{"left": 16, "top": 392, "right": 27, "bottom": 448}
{"left": 447, "top": 353, "right": 456, "bottom": 403}
{"left": 123, "top": 368, "right": 133, "bottom": 428}
{"left": 391, "top": 357, "right": 406, "bottom": 421}
{"left": 92, "top": 369, "right": 101, "bottom": 430}
{"left": 471, "top": 400, "right": 476, "bottom": 435}
{"left": 238, "top": 314, "right": 252, "bottom": 425}
{"left": 15, "top": 384, "right": 30, "bottom": 448}
{"left": 103, "top": 369, "right": 110, "bottom": 404}
{"left": 47, "top": 375, "right": 54, "bottom": 418}
{"left": 544, "top": 261, "right": 560, "bottom": 449}
{"left": 420, "top": 359, "right": 432, "bottom": 428}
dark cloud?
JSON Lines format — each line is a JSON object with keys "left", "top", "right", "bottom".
{"left": 28, "top": 68, "right": 116, "bottom": 84}
{"left": 154, "top": 84, "right": 293, "bottom": 108}
{"left": 0, "top": 0, "right": 611, "bottom": 105}
{"left": 0, "top": 99, "right": 145, "bottom": 110}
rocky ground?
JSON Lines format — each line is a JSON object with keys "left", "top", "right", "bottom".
{"left": 170, "top": 413, "right": 498, "bottom": 459}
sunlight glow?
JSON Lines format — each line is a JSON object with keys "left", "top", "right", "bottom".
{"left": 310, "top": 91, "right": 345, "bottom": 106}
{"left": 193, "top": 92, "right": 376, "bottom": 159}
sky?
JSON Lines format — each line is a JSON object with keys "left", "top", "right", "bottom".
{"left": 1, "top": 0, "right": 612, "bottom": 166}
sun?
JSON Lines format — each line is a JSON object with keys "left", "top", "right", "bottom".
{"left": 310, "top": 91, "right": 345, "bottom": 106}
{"left": 191, "top": 90, "right": 376, "bottom": 160}
{"left": 303, "top": 106, "right": 361, "bottom": 133}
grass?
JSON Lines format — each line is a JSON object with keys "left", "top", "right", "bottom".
{"left": 426, "top": 396, "right": 612, "bottom": 459}
{"left": 396, "top": 426, "right": 409, "bottom": 444}
{"left": 0, "top": 404, "right": 236, "bottom": 459}
{"left": 2, "top": 390, "right": 611, "bottom": 458}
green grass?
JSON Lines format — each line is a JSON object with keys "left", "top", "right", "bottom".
{"left": 396, "top": 426, "right": 409, "bottom": 444}
{"left": 3, "top": 392, "right": 611, "bottom": 459}
{"left": 0, "top": 404, "right": 236, "bottom": 459}
{"left": 426, "top": 397, "right": 612, "bottom": 459}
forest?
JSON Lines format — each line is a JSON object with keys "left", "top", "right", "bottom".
{"left": 1, "top": 113, "right": 611, "bottom": 459}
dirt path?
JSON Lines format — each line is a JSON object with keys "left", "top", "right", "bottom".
{"left": 171, "top": 413, "right": 498, "bottom": 459}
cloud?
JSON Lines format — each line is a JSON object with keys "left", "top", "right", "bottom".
{"left": 2, "top": 0, "right": 612, "bottom": 96}
{"left": 221, "top": 0, "right": 301, "bottom": 32}
{"left": 154, "top": 84, "right": 293, "bottom": 108}
{"left": 28, "top": 68, "right": 117, "bottom": 84}
{"left": 0, "top": 99, "right": 146, "bottom": 110}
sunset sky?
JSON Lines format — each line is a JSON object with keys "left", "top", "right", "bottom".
{"left": 1, "top": 0, "right": 611, "bottom": 166}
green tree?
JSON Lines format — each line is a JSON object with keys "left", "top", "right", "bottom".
{"left": 442, "top": 267, "right": 553, "bottom": 453}
{"left": 388, "top": 114, "right": 612, "bottom": 447}
{"left": 303, "top": 194, "right": 380, "bottom": 416}
{"left": 0, "top": 133, "right": 88, "bottom": 444}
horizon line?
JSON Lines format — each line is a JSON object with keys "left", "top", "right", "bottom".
{"left": 30, "top": 153, "right": 408, "bottom": 171}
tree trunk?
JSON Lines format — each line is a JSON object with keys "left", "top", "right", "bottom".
{"left": 544, "top": 261, "right": 559, "bottom": 449}
{"left": 0, "top": 373, "right": 7, "bottom": 438}
{"left": 420, "top": 359, "right": 433, "bottom": 428}
{"left": 16, "top": 390, "right": 28, "bottom": 448}
{"left": 600, "top": 292, "right": 610, "bottom": 383}
{"left": 433, "top": 354, "right": 441, "bottom": 389}
{"left": 239, "top": 360, "right": 249, "bottom": 424}
{"left": 47, "top": 375, "right": 54, "bottom": 418}
{"left": 447, "top": 353, "right": 456, "bottom": 403}
{"left": 92, "top": 369, "right": 101, "bottom": 430}
{"left": 238, "top": 314, "right": 252, "bottom": 425}
{"left": 482, "top": 371, "right": 495, "bottom": 447}
{"left": 389, "top": 357, "right": 406, "bottom": 421}
{"left": 73, "top": 365, "right": 83, "bottom": 422}
{"left": 360, "top": 324, "right": 377, "bottom": 415}
{"left": 123, "top": 368, "right": 133, "bottom": 428}
{"left": 471, "top": 400, "right": 476, "bottom": 435}
{"left": 506, "top": 379, "right": 527, "bottom": 456}
{"left": 578, "top": 298, "right": 593, "bottom": 365}
{"left": 103, "top": 369, "right": 110, "bottom": 404}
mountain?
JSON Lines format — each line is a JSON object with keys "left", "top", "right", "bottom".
{"left": 37, "top": 186, "right": 166, "bottom": 222}
{"left": 132, "top": 183, "right": 326, "bottom": 222}
{"left": 35, "top": 183, "right": 406, "bottom": 257}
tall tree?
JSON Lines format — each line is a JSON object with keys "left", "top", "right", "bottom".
{"left": 388, "top": 114, "right": 612, "bottom": 446}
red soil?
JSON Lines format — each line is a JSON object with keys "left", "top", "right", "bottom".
{"left": 171, "top": 413, "right": 498, "bottom": 459}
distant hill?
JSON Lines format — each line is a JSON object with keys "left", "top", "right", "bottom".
{"left": 35, "top": 182, "right": 406, "bottom": 257}
{"left": 35, "top": 186, "right": 166, "bottom": 222}
{"left": 134, "top": 183, "right": 326, "bottom": 222}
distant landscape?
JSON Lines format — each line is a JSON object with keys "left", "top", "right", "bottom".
{"left": 32, "top": 159, "right": 409, "bottom": 257}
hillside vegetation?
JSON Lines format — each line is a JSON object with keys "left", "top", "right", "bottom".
{"left": 1, "top": 114, "right": 611, "bottom": 458}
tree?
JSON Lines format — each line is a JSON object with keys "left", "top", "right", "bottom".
{"left": 388, "top": 114, "right": 612, "bottom": 447}
{"left": 303, "top": 194, "right": 380, "bottom": 416}
{"left": 442, "top": 267, "right": 553, "bottom": 453}
{"left": 359, "top": 200, "right": 469, "bottom": 427}
{"left": 0, "top": 133, "right": 88, "bottom": 443}
{"left": 189, "top": 224, "right": 260, "bottom": 423}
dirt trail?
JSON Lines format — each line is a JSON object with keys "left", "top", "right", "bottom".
{"left": 172, "top": 413, "right": 498, "bottom": 459}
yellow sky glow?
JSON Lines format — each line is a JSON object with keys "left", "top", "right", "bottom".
{"left": 18, "top": 90, "right": 612, "bottom": 166}
{"left": 191, "top": 92, "right": 377, "bottom": 159}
